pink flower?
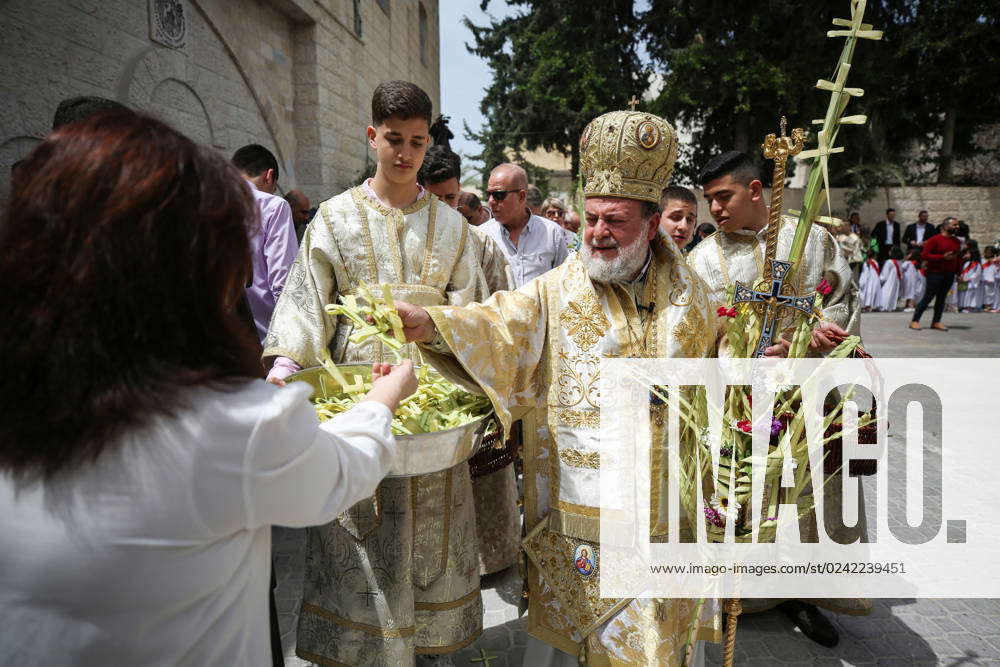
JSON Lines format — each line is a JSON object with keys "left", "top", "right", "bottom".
{"left": 716, "top": 306, "right": 729, "bottom": 317}
{"left": 816, "top": 279, "right": 832, "bottom": 296}
{"left": 736, "top": 419, "right": 753, "bottom": 433}
{"left": 726, "top": 307, "right": 738, "bottom": 318}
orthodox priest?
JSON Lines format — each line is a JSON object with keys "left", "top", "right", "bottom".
{"left": 394, "top": 110, "right": 722, "bottom": 665}
{"left": 687, "top": 150, "right": 869, "bottom": 647}
{"left": 263, "top": 81, "right": 490, "bottom": 664}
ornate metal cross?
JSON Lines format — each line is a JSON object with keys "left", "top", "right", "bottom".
{"left": 733, "top": 260, "right": 815, "bottom": 358}
{"left": 627, "top": 95, "right": 640, "bottom": 111}
{"left": 760, "top": 116, "right": 804, "bottom": 280}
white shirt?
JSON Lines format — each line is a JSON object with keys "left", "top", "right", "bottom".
{"left": 482, "top": 212, "right": 569, "bottom": 287}
{"left": 0, "top": 382, "right": 394, "bottom": 666}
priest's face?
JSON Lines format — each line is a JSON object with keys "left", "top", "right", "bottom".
{"left": 426, "top": 177, "right": 461, "bottom": 208}
{"left": 581, "top": 197, "right": 659, "bottom": 282}
{"left": 367, "top": 116, "right": 430, "bottom": 186}
{"left": 702, "top": 174, "right": 765, "bottom": 232}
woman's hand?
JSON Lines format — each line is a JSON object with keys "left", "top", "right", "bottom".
{"left": 363, "top": 360, "right": 418, "bottom": 412}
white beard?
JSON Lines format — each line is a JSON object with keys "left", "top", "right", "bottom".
{"left": 581, "top": 232, "right": 650, "bottom": 283}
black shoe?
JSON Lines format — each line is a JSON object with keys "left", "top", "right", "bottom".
{"left": 777, "top": 600, "right": 839, "bottom": 647}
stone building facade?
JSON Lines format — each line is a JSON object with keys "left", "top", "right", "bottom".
{"left": 0, "top": 0, "right": 440, "bottom": 208}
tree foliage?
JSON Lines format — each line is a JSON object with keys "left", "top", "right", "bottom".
{"left": 464, "top": 0, "right": 648, "bottom": 186}
{"left": 468, "top": 1, "right": 1000, "bottom": 189}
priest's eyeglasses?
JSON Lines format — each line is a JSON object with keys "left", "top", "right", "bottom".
{"left": 486, "top": 189, "right": 522, "bottom": 202}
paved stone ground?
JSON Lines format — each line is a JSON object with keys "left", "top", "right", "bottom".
{"left": 273, "top": 310, "right": 1000, "bottom": 666}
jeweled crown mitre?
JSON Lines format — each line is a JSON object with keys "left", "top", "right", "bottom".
{"left": 579, "top": 110, "right": 678, "bottom": 205}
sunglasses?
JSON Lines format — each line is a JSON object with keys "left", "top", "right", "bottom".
{"left": 486, "top": 189, "right": 522, "bottom": 202}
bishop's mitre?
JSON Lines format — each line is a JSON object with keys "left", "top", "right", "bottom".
{"left": 579, "top": 110, "right": 678, "bottom": 205}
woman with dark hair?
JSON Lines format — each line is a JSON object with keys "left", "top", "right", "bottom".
{"left": 0, "top": 112, "right": 415, "bottom": 665}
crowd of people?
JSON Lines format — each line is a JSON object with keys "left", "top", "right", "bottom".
{"left": 0, "top": 80, "right": 984, "bottom": 666}
{"left": 834, "top": 208, "right": 998, "bottom": 330}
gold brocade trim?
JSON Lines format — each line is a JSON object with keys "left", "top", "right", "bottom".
{"left": 410, "top": 470, "right": 454, "bottom": 588}
{"left": 348, "top": 187, "right": 380, "bottom": 284}
{"left": 522, "top": 521, "right": 632, "bottom": 638}
{"left": 300, "top": 602, "right": 415, "bottom": 638}
{"left": 355, "top": 184, "right": 431, "bottom": 217}
{"left": 413, "top": 587, "right": 481, "bottom": 612}
{"left": 419, "top": 197, "right": 437, "bottom": 284}
{"left": 672, "top": 303, "right": 707, "bottom": 358}
{"left": 549, "top": 507, "right": 600, "bottom": 543}
{"left": 558, "top": 408, "right": 599, "bottom": 429}
{"left": 715, "top": 231, "right": 763, "bottom": 287}
{"left": 386, "top": 207, "right": 405, "bottom": 281}
{"left": 559, "top": 291, "right": 610, "bottom": 351}
{"left": 413, "top": 629, "right": 483, "bottom": 655}
{"left": 296, "top": 649, "right": 352, "bottom": 667}
{"left": 555, "top": 500, "right": 601, "bottom": 517}
{"left": 559, "top": 447, "right": 601, "bottom": 468}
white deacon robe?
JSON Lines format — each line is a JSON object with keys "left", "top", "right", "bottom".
{"left": 900, "top": 260, "right": 919, "bottom": 302}
{"left": 878, "top": 259, "right": 902, "bottom": 311}
{"left": 982, "top": 261, "right": 998, "bottom": 310}
{"left": 957, "top": 261, "right": 983, "bottom": 310}
{"left": 859, "top": 259, "right": 881, "bottom": 310}
{"left": 913, "top": 269, "right": 927, "bottom": 305}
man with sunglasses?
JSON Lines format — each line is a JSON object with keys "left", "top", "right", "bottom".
{"left": 481, "top": 163, "right": 569, "bottom": 287}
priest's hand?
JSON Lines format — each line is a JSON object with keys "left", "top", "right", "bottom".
{"left": 809, "top": 321, "right": 848, "bottom": 353}
{"left": 763, "top": 338, "right": 791, "bottom": 358}
{"left": 394, "top": 301, "right": 436, "bottom": 343}
{"left": 363, "top": 360, "right": 418, "bottom": 412}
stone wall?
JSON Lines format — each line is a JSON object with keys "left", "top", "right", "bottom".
{"left": 0, "top": 0, "right": 441, "bottom": 209}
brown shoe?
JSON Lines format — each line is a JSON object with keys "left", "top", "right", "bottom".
{"left": 931, "top": 323, "right": 949, "bottom": 331}
{"left": 909, "top": 322, "right": 922, "bottom": 330}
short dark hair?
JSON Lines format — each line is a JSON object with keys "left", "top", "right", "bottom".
{"left": 232, "top": 144, "right": 279, "bottom": 181}
{"left": 418, "top": 145, "right": 460, "bottom": 186}
{"left": 660, "top": 185, "right": 698, "bottom": 209}
{"left": 888, "top": 245, "right": 904, "bottom": 260}
{"left": 526, "top": 184, "right": 544, "bottom": 208}
{"left": 372, "top": 80, "right": 433, "bottom": 127}
{"left": 641, "top": 200, "right": 660, "bottom": 219}
{"left": 458, "top": 191, "right": 482, "bottom": 210}
{"left": 698, "top": 151, "right": 761, "bottom": 187}
{"left": 696, "top": 222, "right": 717, "bottom": 237}
{"left": 919, "top": 209, "right": 928, "bottom": 215}
{"left": 886, "top": 208, "right": 895, "bottom": 215}
{"left": 52, "top": 96, "right": 129, "bottom": 130}
{"left": 1, "top": 111, "right": 262, "bottom": 481}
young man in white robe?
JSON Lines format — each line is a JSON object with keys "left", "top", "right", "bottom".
{"left": 877, "top": 247, "right": 904, "bottom": 312}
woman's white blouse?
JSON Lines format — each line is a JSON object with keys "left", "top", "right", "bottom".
{"left": 0, "top": 380, "right": 395, "bottom": 666}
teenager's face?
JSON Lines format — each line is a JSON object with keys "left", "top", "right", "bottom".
{"left": 367, "top": 116, "right": 430, "bottom": 186}
{"left": 426, "top": 177, "right": 461, "bottom": 208}
{"left": 702, "top": 174, "right": 762, "bottom": 231}
{"left": 659, "top": 199, "right": 697, "bottom": 249}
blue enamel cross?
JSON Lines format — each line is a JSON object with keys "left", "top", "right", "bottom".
{"left": 733, "top": 259, "right": 815, "bottom": 358}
